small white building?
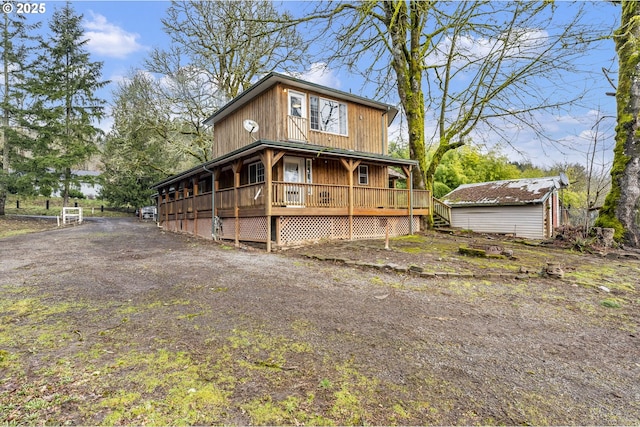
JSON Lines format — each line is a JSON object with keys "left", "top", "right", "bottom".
{"left": 52, "top": 170, "right": 102, "bottom": 199}
{"left": 442, "top": 176, "right": 568, "bottom": 239}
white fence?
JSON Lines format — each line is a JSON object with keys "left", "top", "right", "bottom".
{"left": 58, "top": 207, "right": 83, "bottom": 226}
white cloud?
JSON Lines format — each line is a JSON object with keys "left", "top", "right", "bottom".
{"left": 298, "top": 63, "right": 342, "bottom": 89}
{"left": 83, "top": 12, "right": 146, "bottom": 59}
{"left": 97, "top": 114, "right": 114, "bottom": 135}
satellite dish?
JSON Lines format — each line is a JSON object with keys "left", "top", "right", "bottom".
{"left": 243, "top": 119, "right": 259, "bottom": 134}
{"left": 559, "top": 172, "right": 570, "bottom": 187}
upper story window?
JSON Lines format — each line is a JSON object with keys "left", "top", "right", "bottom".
{"left": 310, "top": 95, "right": 348, "bottom": 136}
{"left": 248, "top": 161, "right": 265, "bottom": 184}
{"left": 288, "top": 90, "right": 306, "bottom": 118}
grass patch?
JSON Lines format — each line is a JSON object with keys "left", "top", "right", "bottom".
{"left": 5, "top": 195, "right": 131, "bottom": 217}
{"left": 100, "top": 349, "right": 232, "bottom": 424}
{"left": 600, "top": 298, "right": 622, "bottom": 309}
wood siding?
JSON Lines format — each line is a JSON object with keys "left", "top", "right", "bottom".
{"left": 450, "top": 205, "right": 545, "bottom": 239}
{"left": 216, "top": 156, "right": 392, "bottom": 190}
{"left": 213, "top": 83, "right": 390, "bottom": 159}
{"left": 213, "top": 87, "right": 279, "bottom": 158}
{"left": 279, "top": 83, "right": 389, "bottom": 154}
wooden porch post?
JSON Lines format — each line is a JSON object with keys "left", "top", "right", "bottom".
{"left": 182, "top": 180, "right": 188, "bottom": 226}
{"left": 193, "top": 179, "right": 199, "bottom": 236}
{"left": 262, "top": 149, "right": 273, "bottom": 253}
{"left": 233, "top": 161, "right": 242, "bottom": 247}
{"left": 214, "top": 172, "right": 219, "bottom": 218}
{"left": 402, "top": 165, "right": 414, "bottom": 234}
{"left": 340, "top": 159, "right": 361, "bottom": 240}
{"left": 164, "top": 188, "right": 169, "bottom": 225}
{"left": 271, "top": 151, "right": 285, "bottom": 248}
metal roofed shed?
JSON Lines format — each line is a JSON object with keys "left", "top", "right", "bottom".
{"left": 442, "top": 176, "right": 569, "bottom": 239}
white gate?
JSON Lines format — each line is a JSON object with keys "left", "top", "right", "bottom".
{"left": 59, "top": 207, "right": 83, "bottom": 225}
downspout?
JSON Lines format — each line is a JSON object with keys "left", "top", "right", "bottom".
{"left": 203, "top": 165, "right": 216, "bottom": 239}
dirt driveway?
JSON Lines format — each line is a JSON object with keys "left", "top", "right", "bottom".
{"left": 1, "top": 217, "right": 638, "bottom": 425}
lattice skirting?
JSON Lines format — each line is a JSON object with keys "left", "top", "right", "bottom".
{"left": 194, "top": 218, "right": 212, "bottom": 239}
{"left": 162, "top": 215, "right": 420, "bottom": 247}
{"left": 217, "top": 217, "right": 268, "bottom": 242}
{"left": 161, "top": 218, "right": 212, "bottom": 239}
{"left": 278, "top": 216, "right": 420, "bottom": 246}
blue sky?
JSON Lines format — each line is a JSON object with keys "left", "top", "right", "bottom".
{"left": 17, "top": 0, "right": 621, "bottom": 170}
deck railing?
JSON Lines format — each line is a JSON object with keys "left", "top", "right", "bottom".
{"left": 272, "top": 182, "right": 430, "bottom": 209}
{"left": 272, "top": 182, "right": 349, "bottom": 207}
{"left": 163, "top": 183, "right": 431, "bottom": 215}
{"left": 194, "top": 193, "right": 213, "bottom": 211}
{"left": 432, "top": 197, "right": 451, "bottom": 223}
{"left": 215, "top": 184, "right": 265, "bottom": 210}
{"left": 288, "top": 115, "right": 308, "bottom": 142}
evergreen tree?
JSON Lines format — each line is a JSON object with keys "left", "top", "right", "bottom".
{"left": 0, "top": 10, "right": 40, "bottom": 215}
{"left": 23, "top": 3, "right": 107, "bottom": 206}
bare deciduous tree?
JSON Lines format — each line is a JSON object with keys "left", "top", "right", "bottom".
{"left": 101, "top": 71, "right": 181, "bottom": 208}
{"left": 137, "top": 0, "right": 309, "bottom": 167}
{"left": 297, "top": 1, "right": 607, "bottom": 225}
{"left": 158, "top": 0, "right": 308, "bottom": 100}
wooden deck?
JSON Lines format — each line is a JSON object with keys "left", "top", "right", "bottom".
{"left": 159, "top": 183, "right": 431, "bottom": 220}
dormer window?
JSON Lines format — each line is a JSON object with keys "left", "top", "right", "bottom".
{"left": 310, "top": 95, "right": 347, "bottom": 136}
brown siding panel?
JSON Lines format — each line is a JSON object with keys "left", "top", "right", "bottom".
{"left": 275, "top": 84, "right": 388, "bottom": 155}
{"left": 214, "top": 87, "right": 280, "bottom": 157}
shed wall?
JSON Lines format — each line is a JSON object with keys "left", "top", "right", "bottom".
{"left": 450, "top": 204, "right": 544, "bottom": 239}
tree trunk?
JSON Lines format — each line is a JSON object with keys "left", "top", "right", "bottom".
{"left": 62, "top": 167, "right": 71, "bottom": 207}
{"left": 1, "top": 13, "right": 8, "bottom": 216}
{"left": 596, "top": 0, "right": 640, "bottom": 246}
{"left": 384, "top": 1, "right": 431, "bottom": 230}
{"left": 384, "top": 1, "right": 427, "bottom": 193}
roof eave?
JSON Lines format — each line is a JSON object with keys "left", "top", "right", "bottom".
{"left": 203, "top": 72, "right": 399, "bottom": 126}
{"left": 151, "top": 140, "right": 417, "bottom": 189}
{"left": 447, "top": 201, "right": 544, "bottom": 208}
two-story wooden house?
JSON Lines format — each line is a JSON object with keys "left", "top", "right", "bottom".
{"left": 152, "top": 72, "right": 431, "bottom": 251}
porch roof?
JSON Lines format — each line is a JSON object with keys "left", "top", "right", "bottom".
{"left": 151, "top": 139, "right": 418, "bottom": 189}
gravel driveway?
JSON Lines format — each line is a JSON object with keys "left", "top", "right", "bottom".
{"left": 1, "top": 217, "right": 638, "bottom": 425}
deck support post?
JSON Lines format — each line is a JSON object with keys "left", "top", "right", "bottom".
{"left": 262, "top": 149, "right": 274, "bottom": 252}
{"left": 340, "top": 158, "right": 361, "bottom": 240}
{"left": 182, "top": 180, "right": 188, "bottom": 226}
{"left": 403, "top": 165, "right": 414, "bottom": 235}
{"left": 233, "top": 160, "right": 242, "bottom": 247}
{"left": 193, "top": 180, "right": 199, "bottom": 236}
{"left": 164, "top": 189, "right": 169, "bottom": 226}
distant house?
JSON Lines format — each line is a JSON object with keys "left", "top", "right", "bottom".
{"left": 52, "top": 170, "right": 102, "bottom": 199}
{"left": 74, "top": 170, "right": 101, "bottom": 199}
{"left": 442, "top": 176, "right": 568, "bottom": 239}
{"left": 152, "top": 72, "right": 432, "bottom": 251}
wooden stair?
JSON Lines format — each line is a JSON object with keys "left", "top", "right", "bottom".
{"left": 432, "top": 197, "right": 451, "bottom": 228}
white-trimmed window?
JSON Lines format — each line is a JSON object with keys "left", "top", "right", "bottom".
{"left": 310, "top": 95, "right": 347, "bottom": 135}
{"left": 306, "top": 159, "right": 313, "bottom": 184}
{"left": 288, "top": 90, "right": 306, "bottom": 118}
{"left": 358, "top": 165, "right": 369, "bottom": 185}
{"left": 248, "top": 161, "right": 264, "bottom": 184}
